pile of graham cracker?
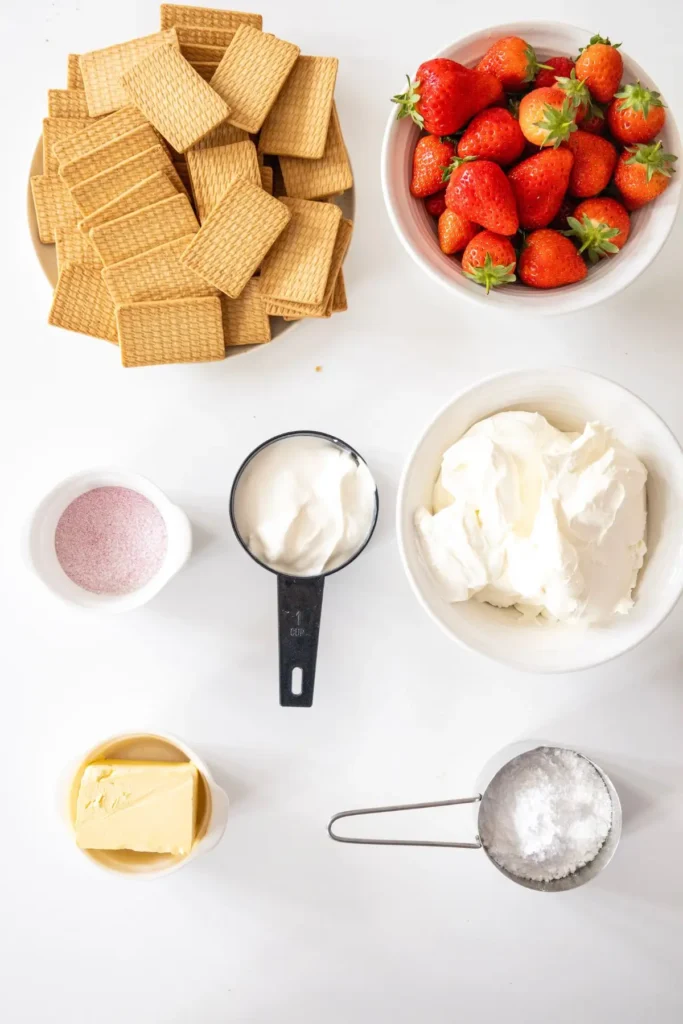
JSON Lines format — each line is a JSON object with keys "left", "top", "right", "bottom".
{"left": 31, "top": 4, "right": 353, "bottom": 368}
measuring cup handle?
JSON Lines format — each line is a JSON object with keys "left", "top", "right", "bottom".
{"left": 278, "top": 574, "right": 325, "bottom": 707}
{"left": 327, "top": 796, "right": 483, "bottom": 848}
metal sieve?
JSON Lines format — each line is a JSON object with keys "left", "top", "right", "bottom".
{"left": 328, "top": 745, "right": 622, "bottom": 892}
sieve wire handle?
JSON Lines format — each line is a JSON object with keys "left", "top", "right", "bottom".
{"left": 328, "top": 796, "right": 483, "bottom": 848}
{"left": 278, "top": 574, "right": 324, "bottom": 708}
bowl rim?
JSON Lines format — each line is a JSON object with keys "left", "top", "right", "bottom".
{"left": 381, "top": 20, "right": 682, "bottom": 316}
{"left": 396, "top": 366, "right": 683, "bottom": 673}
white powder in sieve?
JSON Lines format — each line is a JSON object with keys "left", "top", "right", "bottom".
{"left": 478, "top": 747, "right": 612, "bottom": 883}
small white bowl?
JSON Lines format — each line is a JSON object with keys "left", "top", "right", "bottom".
{"left": 397, "top": 368, "right": 683, "bottom": 673}
{"left": 59, "top": 731, "right": 229, "bottom": 878}
{"left": 382, "top": 21, "right": 682, "bottom": 315}
{"left": 25, "top": 468, "right": 192, "bottom": 612}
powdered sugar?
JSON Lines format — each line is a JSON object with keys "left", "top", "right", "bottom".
{"left": 478, "top": 747, "right": 612, "bottom": 882}
{"left": 55, "top": 486, "right": 168, "bottom": 595}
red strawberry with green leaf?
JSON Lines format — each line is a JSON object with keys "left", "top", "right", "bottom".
{"left": 392, "top": 59, "right": 503, "bottom": 136}
{"left": 518, "top": 229, "right": 587, "bottom": 288}
{"left": 410, "top": 134, "right": 456, "bottom": 198}
{"left": 475, "top": 36, "right": 551, "bottom": 92}
{"left": 462, "top": 230, "right": 517, "bottom": 292}
{"left": 565, "top": 197, "right": 630, "bottom": 262}
{"left": 438, "top": 209, "right": 479, "bottom": 253}
{"left": 614, "top": 140, "right": 677, "bottom": 210}
{"left": 575, "top": 34, "right": 623, "bottom": 103}
{"left": 535, "top": 55, "right": 575, "bottom": 89}
{"left": 519, "top": 87, "right": 578, "bottom": 147}
{"left": 445, "top": 157, "right": 519, "bottom": 236}
{"left": 607, "top": 82, "right": 666, "bottom": 144}
{"left": 508, "top": 148, "right": 574, "bottom": 229}
{"left": 457, "top": 107, "right": 525, "bottom": 166}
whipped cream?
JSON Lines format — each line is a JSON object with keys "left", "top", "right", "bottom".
{"left": 233, "top": 435, "right": 376, "bottom": 577}
{"left": 415, "top": 411, "right": 647, "bottom": 624}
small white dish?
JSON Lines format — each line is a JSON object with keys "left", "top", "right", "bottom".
{"left": 382, "top": 21, "right": 682, "bottom": 315}
{"left": 397, "top": 368, "right": 683, "bottom": 673}
{"left": 59, "top": 731, "right": 229, "bottom": 878}
{"left": 25, "top": 467, "right": 192, "bottom": 612}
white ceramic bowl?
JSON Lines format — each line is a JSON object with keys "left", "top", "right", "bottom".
{"left": 397, "top": 368, "right": 683, "bottom": 672}
{"left": 59, "top": 731, "right": 229, "bottom": 878}
{"left": 382, "top": 22, "right": 682, "bottom": 315}
{"left": 25, "top": 467, "right": 192, "bottom": 612}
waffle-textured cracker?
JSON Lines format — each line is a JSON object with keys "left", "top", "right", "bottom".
{"left": 116, "top": 296, "right": 225, "bottom": 366}
{"left": 121, "top": 43, "right": 230, "bottom": 153}
{"left": 331, "top": 267, "right": 347, "bottom": 312}
{"left": 180, "top": 43, "right": 226, "bottom": 62}
{"left": 59, "top": 124, "right": 159, "bottom": 187}
{"left": 258, "top": 56, "right": 338, "bottom": 159}
{"left": 176, "top": 26, "right": 237, "bottom": 47}
{"left": 70, "top": 145, "right": 184, "bottom": 216}
{"left": 263, "top": 216, "right": 351, "bottom": 317}
{"left": 48, "top": 261, "right": 118, "bottom": 342}
{"left": 191, "top": 61, "right": 221, "bottom": 82}
{"left": 102, "top": 234, "right": 216, "bottom": 304}
{"left": 260, "top": 197, "right": 341, "bottom": 305}
{"left": 180, "top": 177, "right": 290, "bottom": 297}
{"left": 187, "top": 140, "right": 260, "bottom": 221}
{"left": 55, "top": 225, "right": 100, "bottom": 271}
{"left": 67, "top": 54, "right": 85, "bottom": 89}
{"left": 260, "top": 165, "right": 273, "bottom": 194}
{"left": 52, "top": 106, "right": 151, "bottom": 166}
{"left": 220, "top": 278, "right": 271, "bottom": 346}
{"left": 210, "top": 26, "right": 299, "bottom": 133}
{"left": 160, "top": 5, "right": 262, "bottom": 31}
{"left": 48, "top": 89, "right": 90, "bottom": 119}
{"left": 31, "top": 175, "right": 79, "bottom": 243}
{"left": 280, "top": 104, "right": 353, "bottom": 199}
{"left": 188, "top": 119, "right": 248, "bottom": 150}
{"left": 89, "top": 192, "right": 198, "bottom": 266}
{"left": 78, "top": 171, "right": 177, "bottom": 234}
{"left": 42, "top": 118, "right": 92, "bottom": 176}
{"left": 79, "top": 29, "right": 179, "bottom": 116}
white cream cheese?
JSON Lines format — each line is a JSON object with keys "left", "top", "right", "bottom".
{"left": 233, "top": 435, "right": 376, "bottom": 577}
{"left": 415, "top": 411, "right": 647, "bottom": 624}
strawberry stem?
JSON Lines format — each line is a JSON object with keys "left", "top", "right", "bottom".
{"left": 524, "top": 44, "right": 553, "bottom": 83}
{"left": 463, "top": 253, "right": 517, "bottom": 294}
{"left": 391, "top": 75, "right": 424, "bottom": 127}
{"left": 624, "top": 140, "right": 678, "bottom": 182}
{"left": 564, "top": 214, "right": 621, "bottom": 263}
{"left": 534, "top": 99, "right": 578, "bottom": 147}
{"left": 614, "top": 81, "right": 665, "bottom": 118}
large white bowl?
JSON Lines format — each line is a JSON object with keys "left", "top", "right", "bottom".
{"left": 397, "top": 368, "right": 683, "bottom": 672}
{"left": 382, "top": 22, "right": 682, "bottom": 315}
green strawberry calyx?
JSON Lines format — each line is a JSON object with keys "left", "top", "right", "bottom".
{"left": 564, "top": 214, "right": 620, "bottom": 264}
{"left": 614, "top": 81, "right": 665, "bottom": 118}
{"left": 524, "top": 44, "right": 553, "bottom": 83}
{"left": 579, "top": 34, "right": 622, "bottom": 53}
{"left": 508, "top": 95, "right": 521, "bottom": 119}
{"left": 555, "top": 69, "right": 592, "bottom": 112}
{"left": 463, "top": 252, "right": 516, "bottom": 294}
{"left": 441, "top": 155, "right": 477, "bottom": 182}
{"left": 534, "top": 100, "right": 579, "bottom": 148}
{"left": 624, "top": 140, "right": 678, "bottom": 182}
{"left": 392, "top": 75, "right": 424, "bottom": 127}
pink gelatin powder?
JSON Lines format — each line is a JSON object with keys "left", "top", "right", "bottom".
{"left": 54, "top": 486, "right": 168, "bottom": 595}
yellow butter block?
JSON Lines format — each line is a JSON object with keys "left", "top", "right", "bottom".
{"left": 75, "top": 760, "right": 197, "bottom": 856}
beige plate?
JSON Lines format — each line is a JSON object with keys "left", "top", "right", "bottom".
{"left": 28, "top": 138, "right": 355, "bottom": 355}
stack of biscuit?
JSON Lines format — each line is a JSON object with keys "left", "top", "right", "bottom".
{"left": 31, "top": 4, "right": 353, "bottom": 368}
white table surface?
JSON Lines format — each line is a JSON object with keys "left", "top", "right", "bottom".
{"left": 2, "top": 0, "right": 683, "bottom": 1020}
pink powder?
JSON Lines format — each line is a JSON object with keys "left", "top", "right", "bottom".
{"left": 54, "top": 486, "right": 168, "bottom": 595}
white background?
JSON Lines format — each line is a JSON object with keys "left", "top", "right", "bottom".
{"left": 2, "top": 0, "right": 683, "bottom": 1021}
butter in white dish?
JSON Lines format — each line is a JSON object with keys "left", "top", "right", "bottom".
{"left": 415, "top": 411, "right": 647, "bottom": 624}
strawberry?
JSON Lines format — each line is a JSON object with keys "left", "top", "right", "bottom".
{"left": 438, "top": 209, "right": 479, "bottom": 254}
{"left": 553, "top": 69, "right": 604, "bottom": 132}
{"left": 575, "top": 34, "right": 623, "bottom": 103}
{"left": 457, "top": 107, "right": 525, "bottom": 166}
{"left": 550, "top": 194, "right": 576, "bottom": 231}
{"left": 475, "top": 36, "right": 551, "bottom": 92}
{"left": 607, "top": 82, "right": 666, "bottom": 144}
{"left": 565, "top": 197, "right": 630, "bottom": 262}
{"left": 462, "top": 231, "right": 517, "bottom": 293}
{"left": 410, "top": 135, "right": 456, "bottom": 198}
{"left": 567, "top": 131, "right": 617, "bottom": 197}
{"left": 614, "top": 141, "right": 678, "bottom": 210}
{"left": 518, "top": 87, "right": 578, "bottom": 147}
{"left": 579, "top": 103, "right": 606, "bottom": 134}
{"left": 518, "top": 229, "right": 587, "bottom": 288}
{"left": 508, "top": 148, "right": 574, "bottom": 229}
{"left": 392, "top": 59, "right": 503, "bottom": 136}
{"left": 445, "top": 157, "right": 519, "bottom": 235}
{"left": 425, "top": 193, "right": 447, "bottom": 217}
{"left": 535, "top": 55, "right": 575, "bottom": 89}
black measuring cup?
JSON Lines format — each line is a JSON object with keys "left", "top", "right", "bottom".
{"left": 230, "top": 431, "right": 379, "bottom": 708}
